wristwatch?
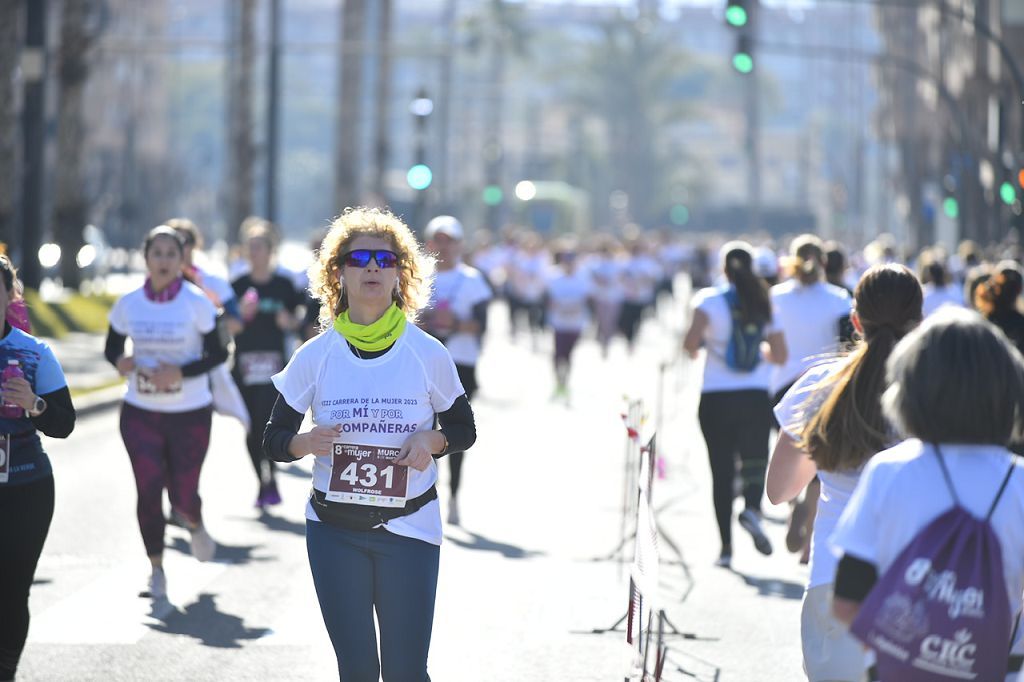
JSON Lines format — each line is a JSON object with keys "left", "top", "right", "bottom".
{"left": 28, "top": 395, "right": 46, "bottom": 417}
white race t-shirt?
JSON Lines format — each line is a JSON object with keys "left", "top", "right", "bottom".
{"left": 508, "top": 251, "right": 550, "bottom": 303}
{"left": 546, "top": 272, "right": 593, "bottom": 332}
{"left": 622, "top": 255, "right": 662, "bottom": 304}
{"left": 774, "top": 358, "right": 863, "bottom": 589}
{"left": 832, "top": 439, "right": 1024, "bottom": 655}
{"left": 429, "top": 263, "right": 493, "bottom": 366}
{"left": 271, "top": 324, "right": 464, "bottom": 546}
{"left": 108, "top": 283, "right": 218, "bottom": 412}
{"left": 588, "top": 256, "right": 625, "bottom": 304}
{"left": 691, "top": 286, "right": 776, "bottom": 393}
{"left": 922, "top": 283, "right": 965, "bottom": 318}
{"left": 770, "top": 279, "right": 852, "bottom": 393}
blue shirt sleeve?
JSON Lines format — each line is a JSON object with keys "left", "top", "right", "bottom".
{"left": 33, "top": 342, "right": 67, "bottom": 395}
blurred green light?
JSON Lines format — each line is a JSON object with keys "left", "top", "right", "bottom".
{"left": 407, "top": 164, "right": 433, "bottom": 191}
{"left": 942, "top": 197, "right": 959, "bottom": 219}
{"left": 1001, "top": 181, "right": 1017, "bottom": 205}
{"left": 670, "top": 204, "right": 690, "bottom": 225}
{"left": 482, "top": 185, "right": 503, "bottom": 206}
{"left": 725, "top": 6, "right": 748, "bottom": 27}
{"left": 733, "top": 53, "right": 754, "bottom": 74}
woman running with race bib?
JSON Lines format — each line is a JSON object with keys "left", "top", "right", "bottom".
{"left": 263, "top": 207, "right": 476, "bottom": 682}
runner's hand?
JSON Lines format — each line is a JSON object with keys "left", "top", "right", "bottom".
{"left": 115, "top": 355, "right": 136, "bottom": 376}
{"left": 149, "top": 363, "right": 183, "bottom": 390}
{"left": 1, "top": 376, "right": 36, "bottom": 410}
{"left": 299, "top": 424, "right": 342, "bottom": 457}
{"left": 397, "top": 431, "right": 438, "bottom": 471}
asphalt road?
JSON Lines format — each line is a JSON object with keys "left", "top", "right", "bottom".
{"left": 19, "top": 295, "right": 806, "bottom": 681}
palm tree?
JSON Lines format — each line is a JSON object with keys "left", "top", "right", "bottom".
{"left": 227, "top": 0, "right": 256, "bottom": 238}
{"left": 335, "top": 0, "right": 367, "bottom": 215}
{"left": 0, "top": 2, "right": 19, "bottom": 249}
{"left": 54, "top": 0, "right": 103, "bottom": 289}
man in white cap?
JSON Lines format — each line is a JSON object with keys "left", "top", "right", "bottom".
{"left": 421, "top": 215, "right": 493, "bottom": 525}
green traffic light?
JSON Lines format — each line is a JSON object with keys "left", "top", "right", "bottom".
{"left": 733, "top": 53, "right": 754, "bottom": 74}
{"left": 407, "top": 164, "right": 433, "bottom": 191}
{"left": 942, "top": 197, "right": 959, "bottom": 219}
{"left": 1000, "top": 181, "right": 1017, "bottom": 205}
{"left": 725, "top": 6, "right": 748, "bottom": 27}
{"left": 670, "top": 204, "right": 690, "bottom": 226}
{"left": 482, "top": 185, "right": 503, "bottom": 206}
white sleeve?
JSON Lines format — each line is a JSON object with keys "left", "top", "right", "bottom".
{"left": 271, "top": 343, "right": 318, "bottom": 414}
{"left": 429, "top": 349, "right": 465, "bottom": 413}
{"left": 108, "top": 295, "right": 130, "bottom": 335}
{"left": 772, "top": 362, "right": 838, "bottom": 439}
{"left": 830, "top": 458, "right": 888, "bottom": 564}
{"left": 194, "top": 293, "right": 217, "bottom": 335}
{"left": 469, "top": 274, "right": 493, "bottom": 306}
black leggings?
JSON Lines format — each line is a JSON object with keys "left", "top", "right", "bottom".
{"left": 238, "top": 381, "right": 280, "bottom": 487}
{"left": 449, "top": 363, "right": 478, "bottom": 498}
{"left": 697, "top": 390, "right": 771, "bottom": 549}
{"left": 0, "top": 475, "right": 55, "bottom": 680}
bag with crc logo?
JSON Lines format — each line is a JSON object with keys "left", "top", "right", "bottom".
{"left": 850, "top": 444, "right": 1018, "bottom": 681}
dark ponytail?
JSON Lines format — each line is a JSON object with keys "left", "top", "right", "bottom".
{"left": 724, "top": 246, "right": 771, "bottom": 326}
{"left": 801, "top": 264, "right": 922, "bottom": 471}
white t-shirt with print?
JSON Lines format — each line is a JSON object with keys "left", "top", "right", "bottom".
{"left": 271, "top": 324, "right": 464, "bottom": 546}
{"left": 770, "top": 279, "right": 852, "bottom": 393}
{"left": 108, "top": 283, "right": 218, "bottom": 412}
{"left": 622, "top": 255, "right": 662, "bottom": 304}
{"left": 691, "top": 286, "right": 776, "bottom": 393}
{"left": 922, "top": 283, "right": 965, "bottom": 318}
{"left": 546, "top": 272, "right": 593, "bottom": 332}
{"left": 831, "top": 439, "right": 1024, "bottom": 655}
{"left": 508, "top": 251, "right": 550, "bottom": 302}
{"left": 774, "top": 358, "right": 863, "bottom": 589}
{"left": 588, "top": 256, "right": 625, "bottom": 304}
{"left": 429, "top": 263, "right": 492, "bottom": 366}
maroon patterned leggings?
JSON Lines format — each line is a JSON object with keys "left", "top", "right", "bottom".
{"left": 120, "top": 403, "right": 212, "bottom": 557}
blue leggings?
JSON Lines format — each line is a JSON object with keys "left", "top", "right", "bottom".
{"left": 306, "top": 520, "right": 440, "bottom": 682}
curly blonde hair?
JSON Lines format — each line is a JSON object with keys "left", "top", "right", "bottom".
{"left": 308, "top": 206, "right": 435, "bottom": 331}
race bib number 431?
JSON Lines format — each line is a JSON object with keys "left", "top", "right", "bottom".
{"left": 327, "top": 442, "right": 409, "bottom": 507}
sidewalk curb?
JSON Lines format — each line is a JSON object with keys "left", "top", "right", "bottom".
{"left": 73, "top": 386, "right": 124, "bottom": 418}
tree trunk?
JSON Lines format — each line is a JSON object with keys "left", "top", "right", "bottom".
{"left": 371, "top": 0, "right": 392, "bottom": 204}
{"left": 227, "top": 0, "right": 256, "bottom": 240}
{"left": 335, "top": 0, "right": 366, "bottom": 215}
{"left": 54, "top": 0, "right": 98, "bottom": 290}
{"left": 0, "top": 2, "right": 20, "bottom": 251}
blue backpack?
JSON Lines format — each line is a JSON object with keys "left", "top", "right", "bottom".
{"left": 850, "top": 445, "right": 1018, "bottom": 681}
{"left": 723, "top": 287, "right": 765, "bottom": 372}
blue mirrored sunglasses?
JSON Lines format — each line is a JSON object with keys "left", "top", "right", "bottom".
{"left": 340, "top": 249, "right": 399, "bottom": 269}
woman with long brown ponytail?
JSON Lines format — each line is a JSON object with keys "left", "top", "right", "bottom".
{"left": 766, "top": 264, "right": 922, "bottom": 681}
{"left": 684, "top": 241, "right": 787, "bottom": 567}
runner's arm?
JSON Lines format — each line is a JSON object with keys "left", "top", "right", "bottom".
{"left": 435, "top": 394, "right": 476, "bottom": 457}
{"left": 180, "top": 325, "right": 230, "bottom": 377}
{"left": 263, "top": 392, "right": 305, "bottom": 462}
{"left": 29, "top": 386, "right": 75, "bottom": 439}
{"left": 831, "top": 553, "right": 878, "bottom": 626}
{"left": 104, "top": 326, "right": 126, "bottom": 367}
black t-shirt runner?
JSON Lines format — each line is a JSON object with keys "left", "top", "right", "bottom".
{"left": 231, "top": 273, "right": 304, "bottom": 387}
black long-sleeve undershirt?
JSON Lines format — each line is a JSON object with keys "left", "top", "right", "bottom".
{"left": 30, "top": 386, "right": 76, "bottom": 439}
{"left": 833, "top": 554, "right": 879, "bottom": 603}
{"left": 104, "top": 321, "right": 228, "bottom": 377}
{"left": 263, "top": 392, "right": 476, "bottom": 463}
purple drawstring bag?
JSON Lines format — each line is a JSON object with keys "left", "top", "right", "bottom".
{"left": 850, "top": 445, "right": 1017, "bottom": 681}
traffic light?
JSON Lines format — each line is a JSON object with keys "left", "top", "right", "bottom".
{"left": 942, "top": 197, "right": 959, "bottom": 219}
{"left": 725, "top": 0, "right": 749, "bottom": 27}
{"left": 482, "top": 185, "right": 503, "bottom": 206}
{"left": 407, "top": 164, "right": 432, "bottom": 191}
{"left": 1018, "top": 167, "right": 1024, "bottom": 190}
{"left": 670, "top": 204, "right": 690, "bottom": 226}
{"left": 1000, "top": 181, "right": 1017, "bottom": 206}
{"left": 733, "top": 35, "right": 754, "bottom": 74}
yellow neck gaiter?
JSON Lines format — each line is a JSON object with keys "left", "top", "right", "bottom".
{"left": 333, "top": 304, "right": 407, "bottom": 352}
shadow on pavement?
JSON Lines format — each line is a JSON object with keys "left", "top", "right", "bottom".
{"left": 277, "top": 463, "right": 310, "bottom": 479}
{"left": 729, "top": 569, "right": 804, "bottom": 600}
{"left": 255, "top": 510, "right": 308, "bottom": 536}
{"left": 167, "top": 537, "right": 268, "bottom": 565}
{"left": 444, "top": 530, "right": 545, "bottom": 559}
{"left": 147, "top": 593, "right": 270, "bottom": 648}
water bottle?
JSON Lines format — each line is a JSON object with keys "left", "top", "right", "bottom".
{"left": 1, "top": 360, "right": 25, "bottom": 418}
{"left": 241, "top": 287, "right": 260, "bottom": 322}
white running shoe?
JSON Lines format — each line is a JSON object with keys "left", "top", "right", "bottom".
{"left": 143, "top": 567, "right": 167, "bottom": 599}
{"left": 447, "top": 499, "right": 461, "bottom": 526}
{"left": 189, "top": 525, "right": 217, "bottom": 562}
